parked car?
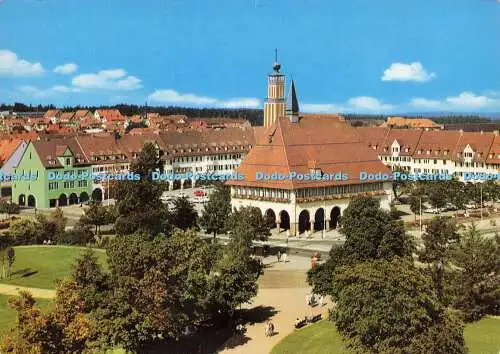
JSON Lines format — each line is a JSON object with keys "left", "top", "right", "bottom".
{"left": 423, "top": 207, "right": 444, "bottom": 214}
{"left": 444, "top": 203, "right": 457, "bottom": 211}
{"left": 465, "top": 202, "right": 478, "bottom": 209}
{"left": 193, "top": 196, "right": 209, "bottom": 203}
{"left": 194, "top": 190, "right": 206, "bottom": 197}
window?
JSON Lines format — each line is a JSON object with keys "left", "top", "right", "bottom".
{"left": 49, "top": 182, "right": 58, "bottom": 190}
{"left": 66, "top": 158, "right": 71, "bottom": 165}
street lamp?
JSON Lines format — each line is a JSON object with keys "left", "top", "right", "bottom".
{"left": 480, "top": 183, "right": 483, "bottom": 221}
{"left": 419, "top": 196, "right": 422, "bottom": 237}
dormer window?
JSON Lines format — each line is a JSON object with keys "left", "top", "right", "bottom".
{"left": 427, "top": 150, "right": 431, "bottom": 155}
{"left": 405, "top": 148, "right": 409, "bottom": 152}
{"left": 444, "top": 150, "right": 448, "bottom": 156}
{"left": 66, "top": 158, "right": 71, "bottom": 165}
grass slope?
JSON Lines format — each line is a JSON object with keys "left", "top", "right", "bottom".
{"left": 0, "top": 294, "right": 54, "bottom": 336}
{"left": 272, "top": 318, "right": 500, "bottom": 354}
{"left": 0, "top": 246, "right": 107, "bottom": 290}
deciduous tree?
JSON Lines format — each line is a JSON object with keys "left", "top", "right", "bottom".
{"left": 332, "top": 259, "right": 466, "bottom": 354}
{"left": 451, "top": 226, "right": 500, "bottom": 321}
{"left": 200, "top": 184, "right": 231, "bottom": 239}
{"left": 418, "top": 216, "right": 460, "bottom": 303}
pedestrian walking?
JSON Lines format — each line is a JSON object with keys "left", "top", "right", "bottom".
{"left": 281, "top": 252, "right": 287, "bottom": 263}
{"left": 319, "top": 295, "right": 324, "bottom": 307}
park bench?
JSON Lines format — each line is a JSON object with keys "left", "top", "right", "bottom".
{"left": 309, "top": 314, "right": 322, "bottom": 323}
{"left": 294, "top": 319, "right": 307, "bottom": 329}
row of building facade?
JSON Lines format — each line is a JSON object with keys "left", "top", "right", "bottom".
{"left": 1, "top": 127, "right": 254, "bottom": 208}
{"left": 1, "top": 58, "right": 499, "bottom": 237}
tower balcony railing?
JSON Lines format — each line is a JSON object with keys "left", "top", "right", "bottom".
{"left": 231, "top": 193, "right": 290, "bottom": 203}
{"left": 295, "top": 190, "right": 386, "bottom": 203}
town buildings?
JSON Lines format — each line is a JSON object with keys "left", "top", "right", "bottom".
{"left": 356, "top": 127, "right": 500, "bottom": 179}
{"left": 228, "top": 60, "right": 393, "bottom": 236}
{"left": 7, "top": 126, "right": 254, "bottom": 208}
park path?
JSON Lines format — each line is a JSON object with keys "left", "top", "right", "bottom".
{"left": 220, "top": 256, "right": 331, "bottom": 354}
{"left": 0, "top": 283, "right": 56, "bottom": 299}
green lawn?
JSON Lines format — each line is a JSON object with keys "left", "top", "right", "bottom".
{"left": 0, "top": 294, "right": 54, "bottom": 336}
{"left": 464, "top": 317, "right": 500, "bottom": 354}
{"left": 0, "top": 246, "right": 107, "bottom": 289}
{"left": 272, "top": 318, "right": 500, "bottom": 354}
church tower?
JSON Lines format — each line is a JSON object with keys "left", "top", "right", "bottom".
{"left": 263, "top": 50, "right": 286, "bottom": 128}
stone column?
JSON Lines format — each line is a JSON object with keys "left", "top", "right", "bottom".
{"left": 169, "top": 182, "right": 173, "bottom": 191}
{"left": 180, "top": 179, "right": 184, "bottom": 190}
{"left": 276, "top": 221, "right": 281, "bottom": 233}
{"left": 191, "top": 178, "right": 196, "bottom": 188}
{"left": 290, "top": 222, "right": 298, "bottom": 237}
{"left": 310, "top": 219, "right": 314, "bottom": 232}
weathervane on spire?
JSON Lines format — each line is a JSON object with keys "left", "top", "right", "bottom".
{"left": 273, "top": 48, "right": 281, "bottom": 72}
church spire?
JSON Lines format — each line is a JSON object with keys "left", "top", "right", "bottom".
{"left": 286, "top": 79, "right": 299, "bottom": 117}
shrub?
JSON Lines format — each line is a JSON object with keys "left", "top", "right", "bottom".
{"left": 0, "top": 200, "right": 20, "bottom": 214}
{"left": 55, "top": 227, "right": 94, "bottom": 246}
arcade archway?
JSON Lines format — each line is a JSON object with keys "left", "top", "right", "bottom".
{"left": 27, "top": 195, "right": 36, "bottom": 208}
{"left": 279, "top": 210, "right": 290, "bottom": 231}
{"left": 314, "top": 208, "right": 325, "bottom": 231}
{"left": 264, "top": 209, "right": 277, "bottom": 229}
{"left": 330, "top": 206, "right": 341, "bottom": 229}
{"left": 298, "top": 210, "right": 310, "bottom": 234}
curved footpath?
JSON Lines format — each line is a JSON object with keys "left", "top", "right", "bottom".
{"left": 0, "top": 283, "right": 56, "bottom": 299}
{"left": 221, "top": 255, "right": 331, "bottom": 354}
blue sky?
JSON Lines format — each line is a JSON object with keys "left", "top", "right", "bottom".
{"left": 0, "top": 0, "right": 499, "bottom": 113}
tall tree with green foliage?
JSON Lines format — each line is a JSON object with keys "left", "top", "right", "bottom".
{"left": 451, "top": 226, "right": 500, "bottom": 321}
{"left": 308, "top": 196, "right": 414, "bottom": 295}
{"left": 418, "top": 216, "right": 460, "bottom": 304}
{"left": 332, "top": 259, "right": 466, "bottom": 354}
{"left": 80, "top": 203, "right": 110, "bottom": 236}
{"left": 226, "top": 206, "right": 271, "bottom": 242}
{"left": 200, "top": 184, "right": 231, "bottom": 239}
{"left": 171, "top": 196, "right": 198, "bottom": 230}
{"left": 114, "top": 142, "right": 171, "bottom": 237}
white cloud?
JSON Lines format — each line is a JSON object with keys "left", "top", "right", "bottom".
{"left": 53, "top": 63, "right": 78, "bottom": 75}
{"left": 72, "top": 69, "right": 142, "bottom": 90}
{"left": 410, "top": 91, "right": 500, "bottom": 110}
{"left": 301, "top": 103, "right": 342, "bottom": 113}
{"left": 148, "top": 89, "right": 260, "bottom": 108}
{"left": 382, "top": 62, "right": 435, "bottom": 82}
{"left": 347, "top": 96, "right": 394, "bottom": 111}
{"left": 446, "top": 91, "right": 491, "bottom": 107}
{"left": 410, "top": 98, "right": 442, "bottom": 108}
{"left": 17, "top": 84, "right": 79, "bottom": 98}
{"left": 221, "top": 98, "right": 260, "bottom": 108}
{"left": 0, "top": 49, "right": 44, "bottom": 76}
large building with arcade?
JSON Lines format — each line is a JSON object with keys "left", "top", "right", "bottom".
{"left": 227, "top": 59, "right": 393, "bottom": 237}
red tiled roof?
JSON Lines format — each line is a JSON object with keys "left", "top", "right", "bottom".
{"left": 0, "top": 139, "right": 23, "bottom": 165}
{"left": 228, "top": 116, "right": 390, "bottom": 189}
{"left": 74, "top": 110, "right": 91, "bottom": 119}
{"left": 43, "top": 109, "right": 61, "bottom": 119}
{"left": 96, "top": 109, "right": 123, "bottom": 121}
{"left": 486, "top": 135, "right": 500, "bottom": 164}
